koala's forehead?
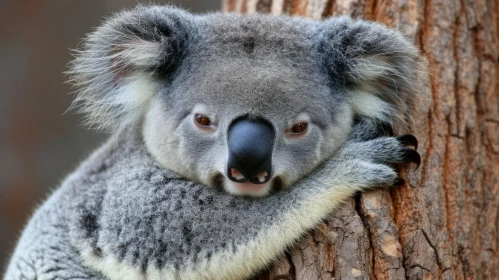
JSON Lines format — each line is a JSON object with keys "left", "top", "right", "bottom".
{"left": 193, "top": 13, "right": 318, "bottom": 56}
{"left": 167, "top": 57, "right": 337, "bottom": 120}
{"left": 160, "top": 13, "right": 343, "bottom": 121}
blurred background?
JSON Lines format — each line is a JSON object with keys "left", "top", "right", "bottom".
{"left": 0, "top": 0, "right": 220, "bottom": 270}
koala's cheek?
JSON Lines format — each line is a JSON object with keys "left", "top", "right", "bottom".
{"left": 195, "top": 143, "right": 228, "bottom": 186}
{"left": 269, "top": 155, "right": 298, "bottom": 188}
{"left": 272, "top": 140, "right": 325, "bottom": 189}
{"left": 142, "top": 103, "right": 185, "bottom": 172}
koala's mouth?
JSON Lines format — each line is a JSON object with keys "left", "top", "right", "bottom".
{"left": 229, "top": 180, "right": 270, "bottom": 195}
{"left": 211, "top": 173, "right": 284, "bottom": 197}
{"left": 228, "top": 168, "right": 270, "bottom": 184}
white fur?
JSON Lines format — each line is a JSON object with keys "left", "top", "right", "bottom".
{"left": 352, "top": 56, "right": 400, "bottom": 82}
{"left": 116, "top": 74, "right": 158, "bottom": 124}
{"left": 223, "top": 177, "right": 273, "bottom": 197}
{"left": 349, "top": 91, "right": 394, "bottom": 123}
{"left": 114, "top": 40, "right": 163, "bottom": 69}
{"left": 69, "top": 72, "right": 159, "bottom": 131}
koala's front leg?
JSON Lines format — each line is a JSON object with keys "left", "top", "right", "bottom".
{"left": 273, "top": 133, "right": 421, "bottom": 234}
{"left": 303, "top": 133, "right": 418, "bottom": 190}
{"left": 319, "top": 117, "right": 420, "bottom": 190}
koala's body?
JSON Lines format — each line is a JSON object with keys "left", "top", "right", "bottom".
{"left": 4, "top": 6, "right": 422, "bottom": 280}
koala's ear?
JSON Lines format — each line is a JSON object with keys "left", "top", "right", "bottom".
{"left": 317, "top": 17, "right": 422, "bottom": 131}
{"left": 68, "top": 6, "right": 192, "bottom": 130}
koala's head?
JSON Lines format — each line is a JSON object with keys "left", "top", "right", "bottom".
{"left": 69, "top": 6, "right": 419, "bottom": 197}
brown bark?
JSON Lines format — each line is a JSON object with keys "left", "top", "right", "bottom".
{"left": 224, "top": 0, "right": 499, "bottom": 279}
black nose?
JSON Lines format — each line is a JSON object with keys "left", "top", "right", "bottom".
{"left": 226, "top": 117, "right": 275, "bottom": 184}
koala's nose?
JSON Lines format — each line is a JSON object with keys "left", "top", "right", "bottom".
{"left": 226, "top": 117, "right": 275, "bottom": 184}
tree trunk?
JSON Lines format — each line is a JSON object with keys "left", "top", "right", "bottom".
{"left": 223, "top": 1, "right": 499, "bottom": 279}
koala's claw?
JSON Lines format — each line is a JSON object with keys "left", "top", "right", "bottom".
{"left": 396, "top": 134, "right": 418, "bottom": 150}
{"left": 394, "top": 134, "right": 420, "bottom": 169}
{"left": 401, "top": 147, "right": 421, "bottom": 169}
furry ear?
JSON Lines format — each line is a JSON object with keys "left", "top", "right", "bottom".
{"left": 317, "top": 17, "right": 422, "bottom": 131}
{"left": 68, "top": 6, "right": 192, "bottom": 131}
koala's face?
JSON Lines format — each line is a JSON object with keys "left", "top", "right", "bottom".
{"left": 70, "top": 7, "right": 418, "bottom": 197}
{"left": 140, "top": 14, "right": 356, "bottom": 197}
{"left": 144, "top": 58, "right": 352, "bottom": 196}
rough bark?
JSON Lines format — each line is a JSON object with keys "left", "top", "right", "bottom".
{"left": 224, "top": 0, "right": 499, "bottom": 279}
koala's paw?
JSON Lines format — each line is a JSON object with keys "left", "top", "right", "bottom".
{"left": 337, "top": 134, "right": 420, "bottom": 188}
{"left": 372, "top": 134, "right": 420, "bottom": 167}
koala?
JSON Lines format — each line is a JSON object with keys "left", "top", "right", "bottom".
{"left": 4, "top": 5, "right": 422, "bottom": 280}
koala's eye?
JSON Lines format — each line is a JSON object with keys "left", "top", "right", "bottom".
{"left": 291, "top": 123, "right": 308, "bottom": 134}
{"left": 195, "top": 114, "right": 212, "bottom": 126}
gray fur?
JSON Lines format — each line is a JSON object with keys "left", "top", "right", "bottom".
{"left": 5, "top": 5, "right": 421, "bottom": 280}
{"left": 4, "top": 124, "right": 416, "bottom": 280}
